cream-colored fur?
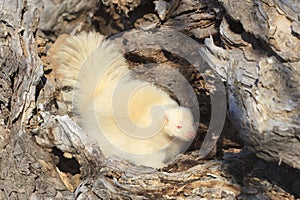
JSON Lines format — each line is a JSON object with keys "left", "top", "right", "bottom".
{"left": 51, "top": 32, "right": 196, "bottom": 168}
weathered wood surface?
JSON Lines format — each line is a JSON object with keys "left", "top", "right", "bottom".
{"left": 200, "top": 0, "right": 300, "bottom": 170}
{"left": 0, "top": 0, "right": 74, "bottom": 199}
{"left": 0, "top": 0, "right": 299, "bottom": 199}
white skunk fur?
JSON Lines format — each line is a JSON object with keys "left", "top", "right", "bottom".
{"left": 51, "top": 32, "right": 196, "bottom": 168}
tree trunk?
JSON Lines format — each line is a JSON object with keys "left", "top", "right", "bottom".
{"left": 201, "top": 0, "right": 300, "bottom": 170}
{"left": 0, "top": 0, "right": 299, "bottom": 199}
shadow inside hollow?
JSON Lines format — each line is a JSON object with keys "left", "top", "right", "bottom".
{"left": 225, "top": 147, "right": 300, "bottom": 198}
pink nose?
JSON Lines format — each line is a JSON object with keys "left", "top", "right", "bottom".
{"left": 187, "top": 131, "right": 196, "bottom": 138}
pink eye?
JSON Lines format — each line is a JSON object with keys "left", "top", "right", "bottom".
{"left": 176, "top": 125, "right": 182, "bottom": 129}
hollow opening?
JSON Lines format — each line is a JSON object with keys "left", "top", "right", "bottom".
{"left": 52, "top": 147, "right": 80, "bottom": 175}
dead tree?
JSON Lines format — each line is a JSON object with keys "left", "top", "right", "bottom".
{"left": 0, "top": 0, "right": 299, "bottom": 199}
{"left": 200, "top": 0, "right": 300, "bottom": 170}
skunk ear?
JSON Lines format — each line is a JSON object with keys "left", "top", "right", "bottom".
{"left": 164, "top": 115, "right": 169, "bottom": 123}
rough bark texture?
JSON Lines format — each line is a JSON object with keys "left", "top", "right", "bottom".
{"left": 0, "top": 0, "right": 300, "bottom": 199}
{"left": 200, "top": 0, "right": 300, "bottom": 169}
{"left": 0, "top": 0, "right": 74, "bottom": 199}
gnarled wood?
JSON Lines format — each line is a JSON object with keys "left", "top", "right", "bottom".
{"left": 1, "top": 0, "right": 299, "bottom": 199}
{"left": 200, "top": 0, "right": 300, "bottom": 170}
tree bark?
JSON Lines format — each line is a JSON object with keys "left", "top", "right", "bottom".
{"left": 200, "top": 0, "right": 300, "bottom": 170}
{"left": 0, "top": 0, "right": 74, "bottom": 199}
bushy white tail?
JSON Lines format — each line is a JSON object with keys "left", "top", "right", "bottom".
{"left": 51, "top": 32, "right": 130, "bottom": 114}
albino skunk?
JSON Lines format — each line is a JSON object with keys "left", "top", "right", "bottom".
{"left": 49, "top": 32, "right": 196, "bottom": 168}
